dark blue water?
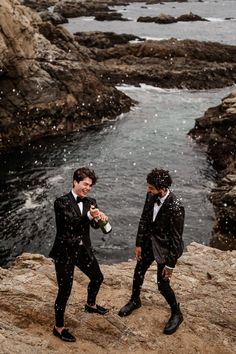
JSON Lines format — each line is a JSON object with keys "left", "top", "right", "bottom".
{"left": 1, "top": 0, "right": 236, "bottom": 266}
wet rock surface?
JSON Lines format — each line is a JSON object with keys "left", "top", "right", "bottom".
{"left": 39, "top": 10, "right": 68, "bottom": 25}
{"left": 74, "top": 31, "right": 142, "bottom": 49}
{"left": 53, "top": 1, "right": 113, "bottom": 18}
{"left": 137, "top": 12, "right": 208, "bottom": 24}
{"left": 78, "top": 36, "right": 236, "bottom": 89}
{"left": 189, "top": 92, "right": 236, "bottom": 250}
{"left": 0, "top": 243, "right": 235, "bottom": 353}
{"left": 20, "top": 0, "right": 57, "bottom": 12}
{"left": 94, "top": 12, "right": 130, "bottom": 21}
{"left": 0, "top": 0, "right": 133, "bottom": 151}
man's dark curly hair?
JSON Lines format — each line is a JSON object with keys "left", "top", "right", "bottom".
{"left": 146, "top": 168, "right": 172, "bottom": 189}
{"left": 73, "top": 167, "right": 98, "bottom": 186}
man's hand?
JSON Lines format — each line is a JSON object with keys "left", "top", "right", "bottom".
{"left": 90, "top": 206, "right": 100, "bottom": 219}
{"left": 90, "top": 206, "right": 108, "bottom": 221}
{"left": 162, "top": 266, "right": 173, "bottom": 281}
{"left": 135, "top": 247, "right": 142, "bottom": 261}
{"left": 98, "top": 211, "right": 108, "bottom": 222}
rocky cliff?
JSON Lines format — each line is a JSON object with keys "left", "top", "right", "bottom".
{"left": 0, "top": 242, "right": 235, "bottom": 353}
{"left": 1, "top": 0, "right": 236, "bottom": 150}
{"left": 189, "top": 92, "right": 236, "bottom": 250}
{"left": 0, "top": 0, "right": 133, "bottom": 151}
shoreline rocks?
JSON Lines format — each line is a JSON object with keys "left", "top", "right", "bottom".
{"left": 53, "top": 1, "right": 113, "bottom": 19}
{"left": 2, "top": 1, "right": 236, "bottom": 151}
{"left": 0, "top": 0, "right": 133, "bottom": 152}
{"left": 94, "top": 12, "right": 130, "bottom": 21}
{"left": 75, "top": 35, "right": 236, "bottom": 90}
{"left": 137, "top": 12, "right": 208, "bottom": 24}
{"left": 0, "top": 242, "right": 235, "bottom": 353}
{"left": 74, "top": 31, "right": 142, "bottom": 49}
{"left": 189, "top": 92, "right": 236, "bottom": 250}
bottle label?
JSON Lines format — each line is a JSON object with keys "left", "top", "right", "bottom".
{"left": 103, "top": 222, "right": 112, "bottom": 233}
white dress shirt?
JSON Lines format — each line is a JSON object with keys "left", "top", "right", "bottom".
{"left": 72, "top": 190, "right": 83, "bottom": 213}
{"left": 71, "top": 190, "right": 93, "bottom": 220}
{"left": 153, "top": 189, "right": 170, "bottom": 221}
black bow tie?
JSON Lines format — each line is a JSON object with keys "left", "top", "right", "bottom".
{"left": 76, "top": 196, "right": 85, "bottom": 203}
{"left": 153, "top": 195, "right": 161, "bottom": 206}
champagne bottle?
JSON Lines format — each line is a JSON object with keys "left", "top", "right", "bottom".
{"left": 97, "top": 218, "right": 112, "bottom": 234}
{"left": 91, "top": 206, "right": 112, "bottom": 234}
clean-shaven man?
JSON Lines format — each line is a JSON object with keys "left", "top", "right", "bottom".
{"left": 50, "top": 167, "right": 109, "bottom": 342}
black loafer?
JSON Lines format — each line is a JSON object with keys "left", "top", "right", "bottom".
{"left": 118, "top": 298, "right": 141, "bottom": 317}
{"left": 85, "top": 304, "right": 109, "bottom": 315}
{"left": 163, "top": 309, "right": 183, "bottom": 335}
{"left": 53, "top": 327, "right": 76, "bottom": 342}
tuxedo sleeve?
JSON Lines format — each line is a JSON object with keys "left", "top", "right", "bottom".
{"left": 166, "top": 203, "right": 185, "bottom": 268}
{"left": 136, "top": 194, "right": 151, "bottom": 247}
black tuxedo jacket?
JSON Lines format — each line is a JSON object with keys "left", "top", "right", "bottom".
{"left": 136, "top": 191, "right": 185, "bottom": 268}
{"left": 49, "top": 192, "right": 99, "bottom": 263}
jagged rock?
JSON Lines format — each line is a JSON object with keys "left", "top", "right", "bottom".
{"left": 74, "top": 31, "right": 142, "bottom": 49}
{"left": 82, "top": 37, "right": 236, "bottom": 89}
{"left": 137, "top": 14, "right": 177, "bottom": 24}
{"left": 137, "top": 12, "right": 208, "bottom": 24}
{"left": 0, "top": 0, "right": 133, "bottom": 151}
{"left": 39, "top": 10, "right": 68, "bottom": 25}
{"left": 177, "top": 12, "right": 208, "bottom": 22}
{"left": 189, "top": 91, "right": 236, "bottom": 171}
{"left": 209, "top": 177, "right": 236, "bottom": 250}
{"left": 94, "top": 12, "right": 130, "bottom": 21}
{"left": 0, "top": 243, "right": 235, "bottom": 353}
{"left": 20, "top": 0, "right": 57, "bottom": 12}
{"left": 189, "top": 92, "right": 236, "bottom": 250}
{"left": 54, "top": 1, "right": 112, "bottom": 18}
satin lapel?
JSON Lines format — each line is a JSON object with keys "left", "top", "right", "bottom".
{"left": 68, "top": 191, "right": 82, "bottom": 216}
{"left": 149, "top": 197, "right": 155, "bottom": 222}
{"left": 82, "top": 198, "right": 91, "bottom": 216}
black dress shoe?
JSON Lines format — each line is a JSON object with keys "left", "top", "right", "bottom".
{"left": 118, "top": 298, "right": 141, "bottom": 317}
{"left": 53, "top": 327, "right": 76, "bottom": 342}
{"left": 163, "top": 305, "right": 183, "bottom": 335}
{"left": 85, "top": 304, "right": 109, "bottom": 315}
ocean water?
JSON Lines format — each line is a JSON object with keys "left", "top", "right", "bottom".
{"left": 64, "top": 0, "right": 236, "bottom": 45}
{"left": 0, "top": 0, "right": 236, "bottom": 266}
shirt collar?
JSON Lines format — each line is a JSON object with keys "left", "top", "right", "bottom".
{"left": 71, "top": 189, "right": 80, "bottom": 201}
{"left": 159, "top": 189, "right": 170, "bottom": 204}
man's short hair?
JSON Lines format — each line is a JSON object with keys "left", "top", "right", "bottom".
{"left": 73, "top": 167, "right": 98, "bottom": 186}
{"left": 146, "top": 168, "right": 172, "bottom": 189}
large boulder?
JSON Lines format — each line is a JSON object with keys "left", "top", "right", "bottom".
{"left": 189, "top": 92, "right": 236, "bottom": 172}
{"left": 54, "top": 0, "right": 112, "bottom": 18}
{"left": 74, "top": 31, "right": 142, "bottom": 49}
{"left": 0, "top": 0, "right": 133, "bottom": 151}
{"left": 189, "top": 92, "right": 236, "bottom": 250}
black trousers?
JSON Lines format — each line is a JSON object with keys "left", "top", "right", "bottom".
{"left": 54, "top": 245, "right": 104, "bottom": 327}
{"left": 131, "top": 243, "right": 177, "bottom": 307}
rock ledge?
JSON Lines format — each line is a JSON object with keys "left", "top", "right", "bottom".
{"left": 0, "top": 242, "right": 235, "bottom": 353}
